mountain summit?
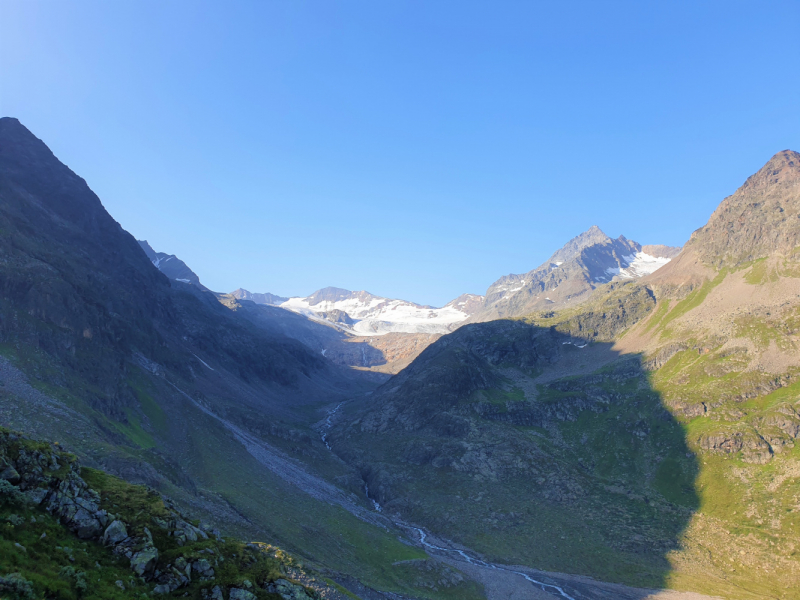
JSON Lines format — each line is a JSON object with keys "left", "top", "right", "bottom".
{"left": 475, "top": 226, "right": 679, "bottom": 320}
{"left": 138, "top": 240, "right": 206, "bottom": 289}
{"left": 686, "top": 149, "right": 800, "bottom": 267}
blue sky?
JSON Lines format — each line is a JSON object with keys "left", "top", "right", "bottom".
{"left": 2, "top": 1, "right": 799, "bottom": 306}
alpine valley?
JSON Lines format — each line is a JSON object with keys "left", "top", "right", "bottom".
{"left": 1, "top": 116, "right": 799, "bottom": 600}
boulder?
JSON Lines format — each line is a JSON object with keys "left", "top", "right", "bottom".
{"left": 71, "top": 507, "right": 103, "bottom": 539}
{"left": 229, "top": 589, "right": 257, "bottom": 600}
{"left": 24, "top": 487, "right": 48, "bottom": 505}
{"left": 191, "top": 558, "right": 214, "bottom": 578}
{"left": 103, "top": 520, "right": 129, "bottom": 545}
{"left": 130, "top": 546, "right": 159, "bottom": 577}
{"left": 267, "top": 578, "right": 316, "bottom": 600}
{"left": 0, "top": 465, "right": 21, "bottom": 484}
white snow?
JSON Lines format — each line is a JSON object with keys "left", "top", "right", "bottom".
{"left": 152, "top": 255, "right": 174, "bottom": 268}
{"left": 494, "top": 280, "right": 527, "bottom": 295}
{"left": 191, "top": 353, "right": 215, "bottom": 371}
{"left": 280, "top": 293, "right": 473, "bottom": 336}
{"left": 600, "top": 252, "right": 671, "bottom": 282}
{"left": 562, "top": 341, "right": 587, "bottom": 349}
{"left": 176, "top": 278, "right": 191, "bottom": 283}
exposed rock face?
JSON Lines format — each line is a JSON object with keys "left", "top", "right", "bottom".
{"left": 698, "top": 431, "right": 774, "bottom": 464}
{"left": 1, "top": 429, "right": 322, "bottom": 599}
{"left": 1, "top": 431, "right": 159, "bottom": 581}
{"left": 318, "top": 309, "right": 355, "bottom": 325}
{"left": 230, "top": 288, "right": 289, "bottom": 306}
{"left": 138, "top": 240, "right": 206, "bottom": 289}
{"left": 130, "top": 546, "right": 159, "bottom": 576}
{"left": 103, "top": 520, "right": 128, "bottom": 545}
{"left": 265, "top": 578, "right": 316, "bottom": 599}
{"left": 685, "top": 150, "right": 800, "bottom": 267}
{"left": 473, "top": 226, "right": 678, "bottom": 320}
{"left": 641, "top": 244, "right": 682, "bottom": 259}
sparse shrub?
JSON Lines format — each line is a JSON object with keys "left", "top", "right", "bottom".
{"left": 75, "top": 572, "right": 88, "bottom": 595}
{"left": 0, "top": 479, "right": 27, "bottom": 505}
{"left": 0, "top": 572, "right": 36, "bottom": 600}
{"left": 58, "top": 566, "right": 76, "bottom": 579}
{"left": 6, "top": 513, "right": 25, "bottom": 526}
{"left": 59, "top": 566, "right": 89, "bottom": 596}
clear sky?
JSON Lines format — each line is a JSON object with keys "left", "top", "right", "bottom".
{"left": 2, "top": 1, "right": 799, "bottom": 306}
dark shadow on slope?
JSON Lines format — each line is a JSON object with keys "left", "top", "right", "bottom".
{"left": 0, "top": 116, "right": 381, "bottom": 476}
{"left": 333, "top": 313, "right": 701, "bottom": 596}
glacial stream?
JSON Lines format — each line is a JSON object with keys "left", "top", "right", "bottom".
{"left": 319, "top": 401, "right": 578, "bottom": 600}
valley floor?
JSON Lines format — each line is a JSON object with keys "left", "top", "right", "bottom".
{"left": 447, "top": 557, "right": 723, "bottom": 600}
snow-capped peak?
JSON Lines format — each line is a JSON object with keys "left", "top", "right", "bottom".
{"left": 279, "top": 288, "right": 483, "bottom": 336}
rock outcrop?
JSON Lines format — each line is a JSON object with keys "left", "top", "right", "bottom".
{"left": 0, "top": 428, "right": 322, "bottom": 599}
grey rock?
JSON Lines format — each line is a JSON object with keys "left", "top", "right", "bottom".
{"left": 229, "top": 589, "right": 257, "bottom": 600}
{"left": 95, "top": 509, "right": 110, "bottom": 527}
{"left": 267, "top": 579, "right": 315, "bottom": 600}
{"left": 130, "top": 546, "right": 159, "bottom": 576}
{"left": 191, "top": 558, "right": 214, "bottom": 578}
{"left": 24, "top": 488, "right": 48, "bottom": 505}
{"left": 211, "top": 586, "right": 224, "bottom": 600}
{"left": 72, "top": 508, "right": 103, "bottom": 539}
{"left": 115, "top": 580, "right": 126, "bottom": 590}
{"left": 0, "top": 465, "right": 21, "bottom": 484}
{"left": 153, "top": 584, "right": 171, "bottom": 594}
{"left": 103, "top": 520, "right": 129, "bottom": 545}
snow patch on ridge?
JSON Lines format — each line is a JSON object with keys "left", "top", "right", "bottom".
{"left": 280, "top": 294, "right": 477, "bottom": 336}
{"left": 600, "top": 252, "right": 671, "bottom": 282}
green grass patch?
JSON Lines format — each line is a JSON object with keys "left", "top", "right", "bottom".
{"left": 643, "top": 300, "right": 672, "bottom": 334}
{"left": 1, "top": 496, "right": 149, "bottom": 599}
{"left": 658, "top": 270, "right": 727, "bottom": 333}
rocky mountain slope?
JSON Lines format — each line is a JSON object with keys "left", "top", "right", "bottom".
{"left": 217, "top": 292, "right": 441, "bottom": 375}
{"left": 473, "top": 226, "right": 680, "bottom": 321}
{"left": 231, "top": 288, "right": 289, "bottom": 306}
{"left": 0, "top": 426, "right": 341, "bottom": 600}
{"left": 138, "top": 240, "right": 206, "bottom": 289}
{"left": 226, "top": 231, "right": 675, "bottom": 375}
{"left": 329, "top": 150, "right": 800, "bottom": 600}
{"left": 0, "top": 117, "right": 488, "bottom": 599}
{"left": 232, "top": 229, "right": 677, "bottom": 339}
{"left": 134, "top": 247, "right": 445, "bottom": 375}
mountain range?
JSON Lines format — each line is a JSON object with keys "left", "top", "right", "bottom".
{"left": 142, "top": 225, "right": 679, "bottom": 377}
{"left": 220, "top": 229, "right": 678, "bottom": 334}
{"left": 2, "top": 115, "right": 799, "bottom": 600}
